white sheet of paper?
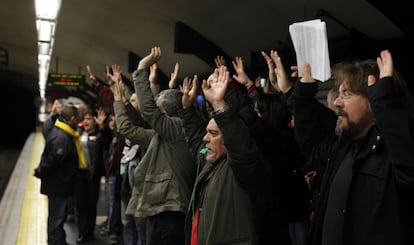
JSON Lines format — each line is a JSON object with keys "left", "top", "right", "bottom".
{"left": 289, "top": 19, "right": 331, "bottom": 82}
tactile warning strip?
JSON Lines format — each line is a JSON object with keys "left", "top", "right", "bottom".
{"left": 16, "top": 132, "right": 47, "bottom": 245}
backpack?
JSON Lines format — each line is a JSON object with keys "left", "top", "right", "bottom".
{"left": 33, "top": 144, "right": 51, "bottom": 179}
{"left": 120, "top": 144, "right": 141, "bottom": 204}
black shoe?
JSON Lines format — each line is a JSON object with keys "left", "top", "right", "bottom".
{"left": 65, "top": 214, "right": 76, "bottom": 222}
{"left": 99, "top": 228, "right": 110, "bottom": 236}
{"left": 109, "top": 234, "right": 120, "bottom": 244}
{"left": 76, "top": 235, "right": 94, "bottom": 243}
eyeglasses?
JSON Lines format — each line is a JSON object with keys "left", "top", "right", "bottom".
{"left": 336, "top": 89, "right": 357, "bottom": 101}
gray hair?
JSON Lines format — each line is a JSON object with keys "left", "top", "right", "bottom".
{"left": 155, "top": 89, "right": 183, "bottom": 117}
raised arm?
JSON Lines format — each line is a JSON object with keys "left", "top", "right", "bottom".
{"left": 178, "top": 74, "right": 207, "bottom": 156}
{"left": 137, "top": 47, "right": 161, "bottom": 70}
{"left": 149, "top": 63, "right": 160, "bottom": 96}
{"left": 168, "top": 62, "right": 180, "bottom": 89}
{"left": 261, "top": 50, "right": 279, "bottom": 91}
{"left": 270, "top": 50, "right": 293, "bottom": 93}
{"left": 87, "top": 64, "right": 115, "bottom": 113}
{"left": 133, "top": 47, "right": 184, "bottom": 140}
{"left": 367, "top": 50, "right": 414, "bottom": 190}
{"left": 293, "top": 63, "right": 337, "bottom": 158}
{"left": 207, "top": 66, "right": 261, "bottom": 186}
{"left": 231, "top": 56, "right": 254, "bottom": 89}
{"left": 202, "top": 66, "right": 229, "bottom": 110}
{"left": 181, "top": 75, "right": 199, "bottom": 109}
{"left": 214, "top": 55, "right": 226, "bottom": 68}
{"left": 133, "top": 47, "right": 162, "bottom": 126}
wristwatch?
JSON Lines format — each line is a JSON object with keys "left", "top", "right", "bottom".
{"left": 211, "top": 104, "right": 229, "bottom": 117}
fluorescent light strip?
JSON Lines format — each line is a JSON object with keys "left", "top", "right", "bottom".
{"left": 35, "top": 0, "right": 62, "bottom": 103}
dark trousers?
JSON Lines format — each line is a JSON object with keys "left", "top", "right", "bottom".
{"left": 47, "top": 196, "right": 68, "bottom": 245}
{"left": 146, "top": 211, "right": 185, "bottom": 245}
{"left": 67, "top": 195, "right": 75, "bottom": 215}
{"left": 74, "top": 169, "right": 100, "bottom": 238}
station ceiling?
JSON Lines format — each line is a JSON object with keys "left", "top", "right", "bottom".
{"left": 0, "top": 0, "right": 412, "bottom": 103}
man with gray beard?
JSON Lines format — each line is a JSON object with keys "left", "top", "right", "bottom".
{"left": 292, "top": 50, "right": 414, "bottom": 245}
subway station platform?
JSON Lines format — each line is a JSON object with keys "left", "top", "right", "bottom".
{"left": 0, "top": 130, "right": 115, "bottom": 245}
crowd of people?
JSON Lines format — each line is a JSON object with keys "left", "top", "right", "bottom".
{"left": 35, "top": 46, "right": 414, "bottom": 245}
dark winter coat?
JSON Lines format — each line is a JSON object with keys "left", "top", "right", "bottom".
{"left": 293, "top": 77, "right": 414, "bottom": 245}
{"left": 40, "top": 123, "right": 79, "bottom": 197}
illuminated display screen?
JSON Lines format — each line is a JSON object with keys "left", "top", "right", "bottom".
{"left": 47, "top": 73, "right": 85, "bottom": 87}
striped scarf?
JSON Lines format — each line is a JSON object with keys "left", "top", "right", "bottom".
{"left": 55, "top": 119, "right": 87, "bottom": 169}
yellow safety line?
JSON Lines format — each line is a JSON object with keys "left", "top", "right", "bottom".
{"left": 16, "top": 132, "right": 47, "bottom": 245}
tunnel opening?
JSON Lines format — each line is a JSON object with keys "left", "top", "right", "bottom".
{"left": 0, "top": 79, "right": 38, "bottom": 149}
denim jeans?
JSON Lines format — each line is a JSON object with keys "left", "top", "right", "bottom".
{"left": 289, "top": 221, "right": 310, "bottom": 245}
{"left": 48, "top": 196, "right": 68, "bottom": 245}
{"left": 121, "top": 200, "right": 139, "bottom": 245}
{"left": 106, "top": 175, "right": 117, "bottom": 231}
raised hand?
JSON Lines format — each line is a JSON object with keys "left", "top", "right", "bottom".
{"left": 86, "top": 65, "right": 99, "bottom": 86}
{"left": 202, "top": 66, "right": 229, "bottom": 110}
{"left": 51, "top": 99, "right": 62, "bottom": 115}
{"left": 376, "top": 50, "right": 393, "bottom": 79}
{"left": 107, "top": 64, "right": 127, "bottom": 102}
{"left": 231, "top": 56, "right": 253, "bottom": 87}
{"left": 168, "top": 62, "right": 180, "bottom": 89}
{"left": 181, "top": 75, "right": 199, "bottom": 109}
{"left": 299, "top": 63, "right": 315, "bottom": 83}
{"left": 214, "top": 55, "right": 226, "bottom": 68}
{"left": 261, "top": 51, "right": 277, "bottom": 89}
{"left": 106, "top": 64, "right": 122, "bottom": 84}
{"left": 290, "top": 65, "right": 299, "bottom": 79}
{"left": 95, "top": 108, "right": 107, "bottom": 127}
{"left": 270, "top": 50, "right": 292, "bottom": 93}
{"left": 137, "top": 47, "right": 161, "bottom": 70}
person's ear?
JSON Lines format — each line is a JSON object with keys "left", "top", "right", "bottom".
{"left": 367, "top": 74, "right": 377, "bottom": 86}
{"left": 71, "top": 115, "right": 78, "bottom": 124}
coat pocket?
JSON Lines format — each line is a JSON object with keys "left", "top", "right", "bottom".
{"left": 144, "top": 173, "right": 172, "bottom": 205}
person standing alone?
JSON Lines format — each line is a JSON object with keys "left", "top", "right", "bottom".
{"left": 38, "top": 104, "right": 84, "bottom": 245}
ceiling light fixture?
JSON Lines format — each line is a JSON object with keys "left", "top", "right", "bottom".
{"left": 35, "top": 0, "right": 61, "bottom": 121}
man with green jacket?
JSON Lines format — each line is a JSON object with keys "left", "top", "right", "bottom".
{"left": 125, "top": 47, "right": 196, "bottom": 245}
{"left": 179, "top": 66, "right": 265, "bottom": 245}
